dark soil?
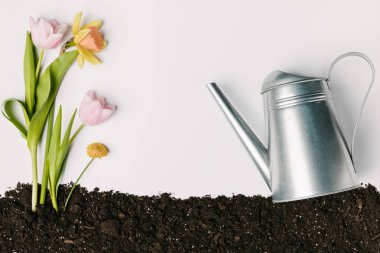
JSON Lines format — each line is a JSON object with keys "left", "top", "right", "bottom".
{"left": 0, "top": 183, "right": 379, "bottom": 252}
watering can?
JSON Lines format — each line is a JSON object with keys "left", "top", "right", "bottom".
{"left": 207, "top": 52, "right": 375, "bottom": 202}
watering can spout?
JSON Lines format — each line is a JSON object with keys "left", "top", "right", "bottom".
{"left": 207, "top": 83, "right": 271, "bottom": 189}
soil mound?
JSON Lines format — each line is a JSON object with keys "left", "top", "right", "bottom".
{"left": 0, "top": 183, "right": 379, "bottom": 252}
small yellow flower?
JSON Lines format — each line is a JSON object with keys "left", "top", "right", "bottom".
{"left": 65, "top": 142, "right": 110, "bottom": 210}
{"left": 72, "top": 12, "right": 107, "bottom": 68}
{"left": 87, "top": 143, "right": 108, "bottom": 158}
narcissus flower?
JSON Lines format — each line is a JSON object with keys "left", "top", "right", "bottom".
{"left": 72, "top": 12, "right": 107, "bottom": 68}
{"left": 29, "top": 17, "right": 68, "bottom": 49}
{"left": 79, "top": 90, "right": 116, "bottom": 126}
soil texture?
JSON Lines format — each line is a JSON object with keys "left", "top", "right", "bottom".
{"left": 0, "top": 183, "right": 379, "bottom": 252}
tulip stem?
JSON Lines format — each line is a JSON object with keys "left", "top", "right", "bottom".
{"left": 66, "top": 41, "right": 76, "bottom": 48}
{"left": 70, "top": 123, "right": 85, "bottom": 145}
{"left": 31, "top": 148, "right": 38, "bottom": 212}
{"left": 50, "top": 183, "right": 59, "bottom": 212}
{"left": 64, "top": 158, "right": 95, "bottom": 211}
{"left": 35, "top": 49, "right": 44, "bottom": 77}
{"left": 60, "top": 38, "right": 75, "bottom": 55}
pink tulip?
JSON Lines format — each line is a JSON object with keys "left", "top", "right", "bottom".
{"left": 29, "top": 17, "right": 69, "bottom": 49}
{"left": 79, "top": 90, "right": 116, "bottom": 126}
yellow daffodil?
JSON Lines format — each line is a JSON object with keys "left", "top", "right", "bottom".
{"left": 72, "top": 12, "right": 107, "bottom": 68}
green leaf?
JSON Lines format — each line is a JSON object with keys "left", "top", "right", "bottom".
{"left": 27, "top": 50, "right": 78, "bottom": 153}
{"left": 1, "top": 98, "right": 30, "bottom": 139}
{"left": 24, "top": 32, "right": 37, "bottom": 117}
{"left": 34, "top": 50, "right": 78, "bottom": 112}
{"left": 55, "top": 109, "right": 77, "bottom": 185}
{"left": 46, "top": 104, "right": 56, "bottom": 152}
{"left": 39, "top": 103, "right": 55, "bottom": 204}
{"left": 48, "top": 106, "right": 62, "bottom": 185}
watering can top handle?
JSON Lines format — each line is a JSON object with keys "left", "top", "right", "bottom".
{"left": 327, "top": 52, "right": 375, "bottom": 159}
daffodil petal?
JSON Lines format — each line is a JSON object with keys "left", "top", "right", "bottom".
{"left": 74, "top": 29, "right": 91, "bottom": 44}
{"left": 77, "top": 45, "right": 102, "bottom": 64}
{"left": 72, "top": 11, "right": 82, "bottom": 35}
{"left": 77, "top": 54, "right": 85, "bottom": 68}
{"left": 102, "top": 40, "right": 108, "bottom": 50}
{"left": 82, "top": 20, "right": 103, "bottom": 30}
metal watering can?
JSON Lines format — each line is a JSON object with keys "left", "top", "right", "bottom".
{"left": 208, "top": 52, "right": 375, "bottom": 202}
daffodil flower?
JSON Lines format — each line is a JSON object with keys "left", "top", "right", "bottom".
{"left": 71, "top": 12, "right": 107, "bottom": 68}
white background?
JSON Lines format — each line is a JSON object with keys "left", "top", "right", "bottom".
{"left": 0, "top": 0, "right": 379, "bottom": 198}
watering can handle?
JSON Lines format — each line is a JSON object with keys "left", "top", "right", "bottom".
{"left": 327, "top": 52, "right": 375, "bottom": 159}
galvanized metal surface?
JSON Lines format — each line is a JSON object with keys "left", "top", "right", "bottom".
{"left": 263, "top": 73, "right": 358, "bottom": 202}
{"left": 207, "top": 82, "right": 271, "bottom": 189}
{"left": 207, "top": 53, "right": 374, "bottom": 202}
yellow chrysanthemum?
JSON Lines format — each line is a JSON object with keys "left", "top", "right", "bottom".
{"left": 72, "top": 12, "right": 107, "bottom": 68}
{"left": 87, "top": 143, "right": 108, "bottom": 158}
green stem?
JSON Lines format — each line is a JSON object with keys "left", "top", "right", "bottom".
{"left": 64, "top": 158, "right": 95, "bottom": 211}
{"left": 35, "top": 49, "right": 44, "bottom": 78}
{"left": 51, "top": 184, "right": 58, "bottom": 212}
{"left": 66, "top": 41, "right": 76, "bottom": 48}
{"left": 31, "top": 148, "right": 38, "bottom": 212}
{"left": 69, "top": 123, "right": 85, "bottom": 145}
{"left": 39, "top": 159, "right": 49, "bottom": 205}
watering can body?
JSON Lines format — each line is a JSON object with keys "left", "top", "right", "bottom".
{"left": 265, "top": 71, "right": 358, "bottom": 201}
{"left": 207, "top": 54, "right": 374, "bottom": 202}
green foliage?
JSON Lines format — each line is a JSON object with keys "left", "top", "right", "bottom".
{"left": 1, "top": 99, "right": 30, "bottom": 139}
{"left": 1, "top": 33, "right": 36, "bottom": 139}
{"left": 24, "top": 32, "right": 37, "bottom": 117}
{"left": 26, "top": 50, "right": 78, "bottom": 211}
{"left": 44, "top": 106, "right": 77, "bottom": 212}
{"left": 27, "top": 50, "right": 78, "bottom": 152}
{"left": 40, "top": 104, "right": 55, "bottom": 204}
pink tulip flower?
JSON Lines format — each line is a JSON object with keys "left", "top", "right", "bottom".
{"left": 29, "top": 17, "right": 69, "bottom": 49}
{"left": 79, "top": 90, "right": 116, "bottom": 126}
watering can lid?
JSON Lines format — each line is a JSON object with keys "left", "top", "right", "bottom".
{"left": 261, "top": 70, "right": 326, "bottom": 94}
